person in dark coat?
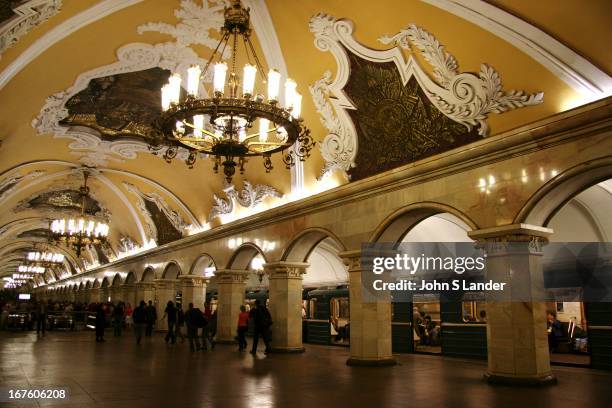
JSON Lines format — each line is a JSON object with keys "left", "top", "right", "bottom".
{"left": 185, "top": 303, "right": 203, "bottom": 352}
{"left": 132, "top": 301, "right": 147, "bottom": 344}
{"left": 250, "top": 299, "right": 272, "bottom": 354}
{"left": 36, "top": 300, "right": 48, "bottom": 336}
{"left": 95, "top": 304, "right": 106, "bottom": 342}
{"left": 145, "top": 300, "right": 157, "bottom": 336}
{"left": 162, "top": 301, "right": 177, "bottom": 345}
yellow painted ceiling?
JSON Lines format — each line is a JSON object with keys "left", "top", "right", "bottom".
{"left": 0, "top": 0, "right": 609, "bottom": 280}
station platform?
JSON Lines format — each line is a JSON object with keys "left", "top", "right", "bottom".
{"left": 1, "top": 331, "right": 611, "bottom": 408}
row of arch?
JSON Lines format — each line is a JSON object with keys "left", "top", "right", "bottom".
{"left": 40, "top": 156, "right": 612, "bottom": 294}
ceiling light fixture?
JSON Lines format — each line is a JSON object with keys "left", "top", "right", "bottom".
{"left": 151, "top": 0, "right": 314, "bottom": 183}
{"left": 49, "top": 170, "right": 109, "bottom": 257}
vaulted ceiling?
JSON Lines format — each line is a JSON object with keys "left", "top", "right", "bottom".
{"left": 0, "top": 0, "right": 610, "bottom": 285}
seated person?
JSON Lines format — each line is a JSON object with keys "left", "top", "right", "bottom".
{"left": 547, "top": 311, "right": 563, "bottom": 351}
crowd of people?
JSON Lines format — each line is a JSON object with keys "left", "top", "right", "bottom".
{"left": 1, "top": 297, "right": 274, "bottom": 355}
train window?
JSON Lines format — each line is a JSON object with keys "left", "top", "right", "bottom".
{"left": 461, "top": 301, "right": 487, "bottom": 322}
{"left": 308, "top": 299, "right": 316, "bottom": 319}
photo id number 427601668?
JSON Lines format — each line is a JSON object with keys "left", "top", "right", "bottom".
{"left": 0, "top": 387, "right": 69, "bottom": 401}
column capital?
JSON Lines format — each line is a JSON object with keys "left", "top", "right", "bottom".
{"left": 468, "top": 223, "right": 553, "bottom": 240}
{"left": 135, "top": 281, "right": 154, "bottom": 289}
{"left": 214, "top": 269, "right": 249, "bottom": 283}
{"left": 120, "top": 283, "right": 135, "bottom": 289}
{"left": 264, "top": 261, "right": 309, "bottom": 280}
{"left": 153, "top": 278, "right": 176, "bottom": 289}
{"left": 468, "top": 223, "right": 553, "bottom": 255}
{"left": 178, "top": 274, "right": 209, "bottom": 286}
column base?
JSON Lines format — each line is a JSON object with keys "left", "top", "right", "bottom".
{"left": 269, "top": 347, "right": 305, "bottom": 354}
{"left": 484, "top": 372, "right": 557, "bottom": 386}
{"left": 346, "top": 357, "right": 397, "bottom": 367}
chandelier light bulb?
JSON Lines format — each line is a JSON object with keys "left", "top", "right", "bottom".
{"left": 161, "top": 84, "right": 172, "bottom": 111}
{"left": 242, "top": 64, "right": 257, "bottom": 97}
{"left": 213, "top": 62, "right": 228, "bottom": 95}
{"left": 267, "top": 69, "right": 281, "bottom": 102}
{"left": 186, "top": 65, "right": 201, "bottom": 96}
{"left": 284, "top": 78, "right": 297, "bottom": 110}
{"left": 259, "top": 118, "right": 269, "bottom": 142}
{"left": 168, "top": 73, "right": 182, "bottom": 105}
{"left": 193, "top": 114, "right": 205, "bottom": 138}
{"left": 291, "top": 93, "right": 302, "bottom": 119}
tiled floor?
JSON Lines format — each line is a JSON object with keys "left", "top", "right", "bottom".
{"left": 1, "top": 330, "right": 611, "bottom": 408}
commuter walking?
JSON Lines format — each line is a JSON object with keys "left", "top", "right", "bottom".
{"left": 95, "top": 304, "right": 106, "bottom": 343}
{"left": 185, "top": 303, "right": 203, "bottom": 352}
{"left": 132, "top": 301, "right": 147, "bottom": 345}
{"left": 145, "top": 300, "right": 157, "bottom": 336}
{"left": 250, "top": 299, "right": 272, "bottom": 354}
{"left": 112, "top": 302, "right": 124, "bottom": 337}
{"left": 36, "top": 300, "right": 48, "bottom": 336}
{"left": 237, "top": 305, "right": 249, "bottom": 351}
{"left": 203, "top": 301, "right": 216, "bottom": 351}
{"left": 163, "top": 301, "right": 177, "bottom": 345}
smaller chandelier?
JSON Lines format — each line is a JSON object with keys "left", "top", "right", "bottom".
{"left": 151, "top": 0, "right": 314, "bottom": 183}
{"left": 18, "top": 265, "right": 45, "bottom": 274}
{"left": 27, "top": 251, "right": 65, "bottom": 265}
{"left": 13, "top": 273, "right": 34, "bottom": 280}
{"left": 49, "top": 170, "right": 109, "bottom": 256}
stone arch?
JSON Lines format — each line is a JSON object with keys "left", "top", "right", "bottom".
{"left": 100, "top": 277, "right": 110, "bottom": 288}
{"left": 111, "top": 273, "right": 123, "bottom": 287}
{"left": 92, "top": 279, "right": 100, "bottom": 288}
{"left": 189, "top": 253, "right": 217, "bottom": 276}
{"left": 125, "top": 271, "right": 136, "bottom": 284}
{"left": 226, "top": 243, "right": 268, "bottom": 270}
{"left": 85, "top": 280, "right": 92, "bottom": 289}
{"left": 162, "top": 262, "right": 182, "bottom": 280}
{"left": 370, "top": 202, "right": 479, "bottom": 243}
{"left": 141, "top": 267, "right": 155, "bottom": 282}
{"left": 515, "top": 157, "right": 612, "bottom": 227}
{"left": 281, "top": 227, "right": 346, "bottom": 263}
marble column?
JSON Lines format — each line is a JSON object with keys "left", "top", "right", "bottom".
{"left": 154, "top": 279, "right": 177, "bottom": 332}
{"left": 89, "top": 288, "right": 102, "bottom": 303}
{"left": 469, "top": 224, "right": 556, "bottom": 386}
{"left": 266, "top": 261, "right": 308, "bottom": 353}
{"left": 121, "top": 284, "right": 136, "bottom": 308}
{"left": 135, "top": 282, "right": 155, "bottom": 305}
{"left": 178, "top": 275, "right": 208, "bottom": 309}
{"left": 110, "top": 286, "right": 123, "bottom": 303}
{"left": 215, "top": 269, "right": 248, "bottom": 343}
{"left": 341, "top": 250, "right": 395, "bottom": 366}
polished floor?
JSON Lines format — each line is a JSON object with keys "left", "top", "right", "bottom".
{"left": 1, "top": 330, "right": 611, "bottom": 408}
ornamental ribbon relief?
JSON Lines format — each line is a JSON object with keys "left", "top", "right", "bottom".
{"left": 309, "top": 14, "right": 543, "bottom": 180}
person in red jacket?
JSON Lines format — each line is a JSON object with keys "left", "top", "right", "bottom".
{"left": 237, "top": 305, "right": 249, "bottom": 351}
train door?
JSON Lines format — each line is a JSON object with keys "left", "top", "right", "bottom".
{"left": 412, "top": 295, "right": 442, "bottom": 354}
{"left": 392, "top": 301, "right": 413, "bottom": 353}
{"left": 585, "top": 302, "right": 611, "bottom": 369}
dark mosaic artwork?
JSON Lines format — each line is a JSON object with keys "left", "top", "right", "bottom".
{"left": 59, "top": 68, "right": 171, "bottom": 141}
{"left": 0, "top": 1, "right": 18, "bottom": 24}
{"left": 143, "top": 200, "right": 182, "bottom": 246}
{"left": 17, "top": 228, "right": 49, "bottom": 240}
{"left": 343, "top": 51, "right": 480, "bottom": 181}
{"left": 20, "top": 189, "right": 102, "bottom": 214}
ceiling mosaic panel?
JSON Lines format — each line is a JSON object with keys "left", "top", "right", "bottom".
{"left": 15, "top": 189, "right": 102, "bottom": 215}
{"left": 59, "top": 68, "right": 171, "bottom": 141}
{"left": 343, "top": 52, "right": 480, "bottom": 181}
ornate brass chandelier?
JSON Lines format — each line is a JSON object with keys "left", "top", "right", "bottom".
{"left": 49, "top": 171, "right": 109, "bottom": 257}
{"left": 25, "top": 247, "right": 65, "bottom": 268}
{"left": 151, "top": 0, "right": 314, "bottom": 183}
